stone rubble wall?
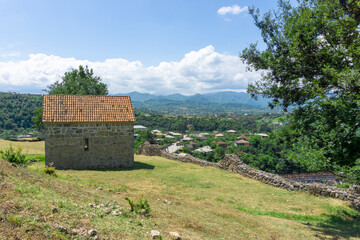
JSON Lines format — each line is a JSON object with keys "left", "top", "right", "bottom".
{"left": 136, "top": 142, "right": 360, "bottom": 211}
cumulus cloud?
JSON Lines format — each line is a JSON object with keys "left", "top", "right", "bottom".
{"left": 217, "top": 5, "right": 248, "bottom": 16}
{"left": 0, "top": 45, "right": 261, "bottom": 95}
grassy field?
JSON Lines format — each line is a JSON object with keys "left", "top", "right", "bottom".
{"left": 0, "top": 138, "right": 44, "bottom": 155}
{"left": 0, "top": 139, "right": 359, "bottom": 239}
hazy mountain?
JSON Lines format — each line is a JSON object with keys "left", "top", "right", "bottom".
{"left": 116, "top": 91, "right": 156, "bottom": 102}
{"left": 115, "top": 91, "right": 272, "bottom": 107}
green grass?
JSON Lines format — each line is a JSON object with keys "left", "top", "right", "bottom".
{"left": 57, "top": 155, "right": 360, "bottom": 239}
{"left": 0, "top": 139, "right": 44, "bottom": 155}
{"left": 0, "top": 139, "right": 359, "bottom": 239}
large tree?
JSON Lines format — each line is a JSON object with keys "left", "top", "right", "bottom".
{"left": 34, "top": 66, "right": 108, "bottom": 130}
{"left": 241, "top": 0, "right": 360, "bottom": 182}
{"left": 45, "top": 65, "right": 108, "bottom": 95}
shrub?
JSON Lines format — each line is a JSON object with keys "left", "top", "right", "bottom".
{"left": 0, "top": 144, "right": 28, "bottom": 166}
{"left": 43, "top": 167, "right": 57, "bottom": 176}
{"left": 336, "top": 183, "right": 350, "bottom": 189}
{"left": 124, "top": 197, "right": 151, "bottom": 215}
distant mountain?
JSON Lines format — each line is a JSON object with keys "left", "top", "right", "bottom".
{"left": 115, "top": 91, "right": 156, "bottom": 102}
{"left": 115, "top": 91, "right": 272, "bottom": 107}
{"left": 153, "top": 93, "right": 188, "bottom": 101}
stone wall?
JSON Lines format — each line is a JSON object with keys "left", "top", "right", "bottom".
{"left": 45, "top": 122, "right": 134, "bottom": 169}
{"left": 136, "top": 142, "right": 360, "bottom": 211}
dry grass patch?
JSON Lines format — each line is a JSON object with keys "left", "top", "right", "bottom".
{"left": 0, "top": 139, "right": 44, "bottom": 155}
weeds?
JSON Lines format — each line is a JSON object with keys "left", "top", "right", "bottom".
{"left": 43, "top": 167, "right": 57, "bottom": 177}
{"left": 7, "top": 216, "right": 22, "bottom": 227}
{"left": 124, "top": 197, "right": 151, "bottom": 215}
{"left": 0, "top": 144, "right": 28, "bottom": 166}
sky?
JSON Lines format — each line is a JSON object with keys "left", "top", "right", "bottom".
{"left": 0, "top": 0, "right": 280, "bottom": 95}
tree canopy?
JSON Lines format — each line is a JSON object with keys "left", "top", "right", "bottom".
{"left": 45, "top": 65, "right": 108, "bottom": 95}
{"left": 241, "top": 0, "right": 360, "bottom": 182}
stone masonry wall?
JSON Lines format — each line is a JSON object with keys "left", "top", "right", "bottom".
{"left": 136, "top": 142, "right": 360, "bottom": 211}
{"left": 45, "top": 122, "right": 134, "bottom": 169}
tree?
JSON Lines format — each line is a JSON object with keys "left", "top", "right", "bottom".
{"left": 34, "top": 66, "right": 108, "bottom": 131}
{"left": 45, "top": 65, "right": 108, "bottom": 95}
{"left": 32, "top": 106, "right": 44, "bottom": 130}
{"left": 241, "top": 0, "right": 360, "bottom": 182}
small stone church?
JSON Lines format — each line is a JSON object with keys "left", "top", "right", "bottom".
{"left": 42, "top": 95, "right": 135, "bottom": 169}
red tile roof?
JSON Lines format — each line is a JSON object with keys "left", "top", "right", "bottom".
{"left": 42, "top": 95, "right": 135, "bottom": 123}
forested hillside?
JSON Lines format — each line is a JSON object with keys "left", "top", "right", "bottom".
{"left": 0, "top": 92, "right": 281, "bottom": 137}
{"left": 133, "top": 99, "right": 279, "bottom": 116}
{"left": 134, "top": 111, "right": 281, "bottom": 133}
{"left": 0, "top": 92, "right": 42, "bottom": 135}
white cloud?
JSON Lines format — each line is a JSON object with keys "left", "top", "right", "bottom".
{"left": 217, "top": 5, "right": 248, "bottom": 16}
{"left": 0, "top": 46, "right": 261, "bottom": 95}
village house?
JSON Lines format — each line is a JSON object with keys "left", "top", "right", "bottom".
{"left": 214, "top": 133, "right": 224, "bottom": 139}
{"left": 226, "top": 130, "right": 237, "bottom": 134}
{"left": 216, "top": 141, "right": 227, "bottom": 149}
{"left": 256, "top": 133, "right": 269, "bottom": 139}
{"left": 134, "top": 125, "right": 147, "bottom": 131}
{"left": 238, "top": 134, "right": 250, "bottom": 140}
{"left": 42, "top": 95, "right": 135, "bottom": 169}
{"left": 193, "top": 145, "right": 213, "bottom": 154}
{"left": 186, "top": 141, "right": 197, "bottom": 150}
{"left": 234, "top": 140, "right": 250, "bottom": 146}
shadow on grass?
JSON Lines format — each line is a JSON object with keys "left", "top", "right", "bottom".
{"left": 87, "top": 161, "right": 155, "bottom": 172}
{"left": 309, "top": 210, "right": 360, "bottom": 239}
{"left": 236, "top": 205, "right": 360, "bottom": 239}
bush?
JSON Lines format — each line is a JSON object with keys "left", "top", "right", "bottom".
{"left": 0, "top": 144, "right": 28, "bottom": 166}
{"left": 43, "top": 167, "right": 57, "bottom": 176}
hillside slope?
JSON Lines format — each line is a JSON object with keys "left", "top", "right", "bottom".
{"left": 0, "top": 140, "right": 359, "bottom": 239}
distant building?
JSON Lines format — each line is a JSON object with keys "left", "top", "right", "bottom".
{"left": 42, "top": 95, "right": 135, "bottom": 170}
{"left": 216, "top": 141, "right": 227, "bottom": 149}
{"left": 181, "top": 137, "right": 194, "bottom": 142}
{"left": 134, "top": 125, "right": 147, "bottom": 131}
{"left": 198, "top": 137, "right": 207, "bottom": 142}
{"left": 215, "top": 133, "right": 224, "bottom": 139}
{"left": 193, "top": 146, "right": 213, "bottom": 153}
{"left": 256, "top": 133, "right": 269, "bottom": 139}
{"left": 186, "top": 141, "right": 197, "bottom": 150}
{"left": 165, "top": 135, "right": 175, "bottom": 139}
{"left": 234, "top": 140, "right": 250, "bottom": 146}
{"left": 226, "top": 130, "right": 237, "bottom": 134}
{"left": 168, "top": 132, "right": 182, "bottom": 136}
{"left": 238, "top": 134, "right": 250, "bottom": 140}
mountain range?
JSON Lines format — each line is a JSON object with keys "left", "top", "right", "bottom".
{"left": 115, "top": 91, "right": 272, "bottom": 107}
{"left": 114, "top": 91, "right": 277, "bottom": 115}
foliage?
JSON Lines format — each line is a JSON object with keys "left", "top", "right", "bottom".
{"left": 134, "top": 130, "right": 156, "bottom": 153}
{"left": 241, "top": 0, "right": 360, "bottom": 182}
{"left": 43, "top": 167, "right": 57, "bottom": 176}
{"left": 214, "top": 146, "right": 225, "bottom": 162}
{"left": 32, "top": 106, "right": 44, "bottom": 130}
{"left": 133, "top": 99, "right": 280, "bottom": 116}
{"left": 0, "top": 144, "right": 28, "bottom": 166}
{"left": 124, "top": 197, "right": 151, "bottom": 215}
{"left": 135, "top": 111, "right": 281, "bottom": 133}
{"left": 45, "top": 65, "right": 108, "bottom": 95}
{"left": 0, "top": 92, "right": 42, "bottom": 135}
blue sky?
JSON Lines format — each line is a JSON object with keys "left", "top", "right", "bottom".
{"left": 0, "top": 0, "right": 280, "bottom": 95}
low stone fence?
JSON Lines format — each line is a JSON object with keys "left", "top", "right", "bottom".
{"left": 136, "top": 142, "right": 360, "bottom": 211}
